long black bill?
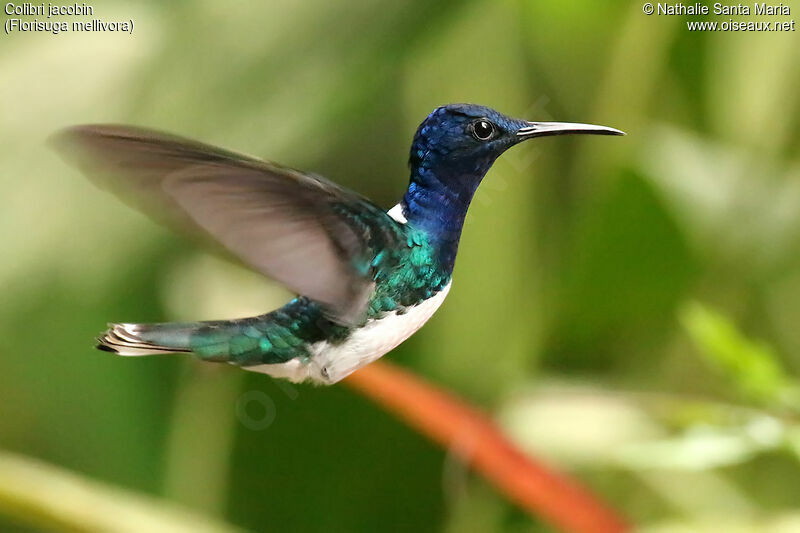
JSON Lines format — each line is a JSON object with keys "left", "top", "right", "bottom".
{"left": 516, "top": 121, "right": 625, "bottom": 138}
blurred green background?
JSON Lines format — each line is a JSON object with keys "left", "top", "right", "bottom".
{"left": 1, "top": 0, "right": 799, "bottom": 531}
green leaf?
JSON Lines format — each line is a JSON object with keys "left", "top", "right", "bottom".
{"left": 680, "top": 301, "right": 799, "bottom": 407}
{"left": 0, "top": 451, "right": 244, "bottom": 533}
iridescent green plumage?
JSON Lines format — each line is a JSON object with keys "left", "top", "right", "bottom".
{"left": 132, "top": 218, "right": 450, "bottom": 366}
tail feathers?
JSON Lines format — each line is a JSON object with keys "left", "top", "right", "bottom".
{"left": 97, "top": 323, "right": 193, "bottom": 356}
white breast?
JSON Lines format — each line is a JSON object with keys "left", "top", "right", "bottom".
{"left": 245, "top": 282, "right": 451, "bottom": 384}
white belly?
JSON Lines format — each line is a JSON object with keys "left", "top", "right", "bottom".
{"left": 245, "top": 282, "right": 451, "bottom": 384}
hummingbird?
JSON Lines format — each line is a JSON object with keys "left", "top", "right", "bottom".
{"left": 53, "top": 104, "right": 623, "bottom": 384}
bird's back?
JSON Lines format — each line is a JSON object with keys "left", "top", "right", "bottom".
{"left": 100, "top": 219, "right": 452, "bottom": 384}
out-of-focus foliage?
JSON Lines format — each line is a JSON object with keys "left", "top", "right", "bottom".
{"left": 681, "top": 302, "right": 800, "bottom": 407}
{"left": 0, "top": 451, "right": 241, "bottom": 533}
{"left": 0, "top": 0, "right": 798, "bottom": 531}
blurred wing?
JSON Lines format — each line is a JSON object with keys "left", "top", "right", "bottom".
{"left": 51, "top": 125, "right": 400, "bottom": 324}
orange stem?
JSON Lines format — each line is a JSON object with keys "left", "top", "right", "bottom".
{"left": 344, "top": 361, "right": 631, "bottom": 533}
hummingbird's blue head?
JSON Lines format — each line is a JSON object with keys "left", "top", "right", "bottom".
{"left": 403, "top": 103, "right": 623, "bottom": 271}
{"left": 409, "top": 103, "right": 623, "bottom": 193}
{"left": 409, "top": 104, "right": 530, "bottom": 188}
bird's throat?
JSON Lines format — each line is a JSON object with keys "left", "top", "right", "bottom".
{"left": 401, "top": 166, "right": 482, "bottom": 273}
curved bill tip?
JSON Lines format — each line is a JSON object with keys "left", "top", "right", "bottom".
{"left": 517, "top": 121, "right": 626, "bottom": 138}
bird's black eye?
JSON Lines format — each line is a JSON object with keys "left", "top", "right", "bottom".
{"left": 471, "top": 119, "right": 495, "bottom": 141}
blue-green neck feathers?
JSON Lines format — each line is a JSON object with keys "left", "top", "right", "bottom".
{"left": 401, "top": 104, "right": 530, "bottom": 272}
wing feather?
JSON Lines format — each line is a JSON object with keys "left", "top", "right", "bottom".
{"left": 52, "top": 125, "right": 400, "bottom": 324}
